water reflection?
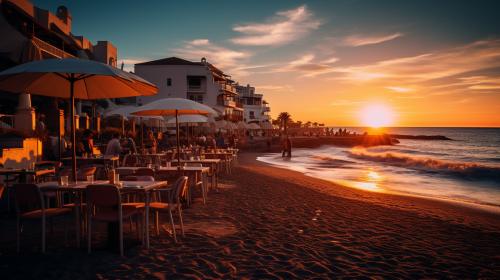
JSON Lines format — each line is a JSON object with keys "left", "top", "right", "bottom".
{"left": 352, "top": 169, "right": 384, "bottom": 192}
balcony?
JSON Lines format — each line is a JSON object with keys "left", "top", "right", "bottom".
{"left": 218, "top": 83, "right": 236, "bottom": 94}
{"left": 33, "top": 36, "right": 76, "bottom": 59}
{"left": 224, "top": 100, "right": 236, "bottom": 107}
{"left": 187, "top": 85, "right": 205, "bottom": 93}
{"left": 223, "top": 114, "right": 243, "bottom": 122}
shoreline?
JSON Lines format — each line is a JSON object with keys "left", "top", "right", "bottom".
{"left": 257, "top": 152, "right": 500, "bottom": 215}
{"left": 245, "top": 152, "right": 500, "bottom": 231}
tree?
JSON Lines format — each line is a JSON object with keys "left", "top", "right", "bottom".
{"left": 277, "top": 112, "right": 292, "bottom": 135}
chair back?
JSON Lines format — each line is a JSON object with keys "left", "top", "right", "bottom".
{"left": 170, "top": 176, "right": 188, "bottom": 203}
{"left": 135, "top": 168, "right": 154, "bottom": 177}
{"left": 122, "top": 154, "right": 137, "bottom": 167}
{"left": 78, "top": 166, "right": 97, "bottom": 181}
{"left": 13, "top": 183, "right": 43, "bottom": 214}
{"left": 123, "top": 175, "right": 154, "bottom": 182}
{"left": 86, "top": 184, "right": 121, "bottom": 208}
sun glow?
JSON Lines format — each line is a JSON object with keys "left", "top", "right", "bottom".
{"left": 359, "top": 103, "right": 395, "bottom": 128}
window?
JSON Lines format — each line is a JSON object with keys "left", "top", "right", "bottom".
{"left": 188, "top": 95, "right": 204, "bottom": 103}
{"left": 167, "top": 78, "right": 172, "bottom": 86}
{"left": 188, "top": 77, "right": 201, "bottom": 89}
{"left": 249, "top": 111, "right": 255, "bottom": 119}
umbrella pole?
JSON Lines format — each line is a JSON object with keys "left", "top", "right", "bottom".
{"left": 176, "top": 109, "right": 181, "bottom": 169}
{"left": 186, "top": 122, "right": 189, "bottom": 146}
{"left": 175, "top": 110, "right": 181, "bottom": 168}
{"left": 69, "top": 75, "right": 77, "bottom": 182}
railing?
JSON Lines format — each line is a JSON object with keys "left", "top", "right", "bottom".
{"left": 224, "top": 100, "right": 236, "bottom": 107}
{"left": 218, "top": 83, "right": 236, "bottom": 94}
{"left": 32, "top": 36, "right": 76, "bottom": 58}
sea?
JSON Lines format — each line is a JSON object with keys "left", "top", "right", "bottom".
{"left": 257, "top": 127, "right": 500, "bottom": 211}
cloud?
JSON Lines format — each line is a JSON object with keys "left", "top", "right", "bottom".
{"left": 230, "top": 5, "right": 321, "bottom": 46}
{"left": 120, "top": 58, "right": 150, "bottom": 72}
{"left": 342, "top": 33, "right": 403, "bottom": 47}
{"left": 330, "top": 100, "right": 364, "bottom": 106}
{"left": 172, "top": 39, "right": 251, "bottom": 75}
{"left": 255, "top": 84, "right": 295, "bottom": 92}
{"left": 322, "top": 57, "right": 339, "bottom": 64}
{"left": 385, "top": 86, "right": 413, "bottom": 93}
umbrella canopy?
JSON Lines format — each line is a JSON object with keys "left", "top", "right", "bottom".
{"left": 261, "top": 122, "right": 273, "bottom": 130}
{"left": 165, "top": 114, "right": 208, "bottom": 124}
{"left": 237, "top": 121, "right": 247, "bottom": 130}
{"left": 0, "top": 58, "right": 157, "bottom": 98}
{"left": 226, "top": 122, "right": 237, "bottom": 130}
{"left": 247, "top": 123, "right": 261, "bottom": 130}
{"left": 215, "top": 120, "right": 228, "bottom": 130}
{"left": 131, "top": 98, "right": 217, "bottom": 166}
{"left": 131, "top": 98, "right": 217, "bottom": 117}
{"left": 0, "top": 58, "right": 158, "bottom": 181}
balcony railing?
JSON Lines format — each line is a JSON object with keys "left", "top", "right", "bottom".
{"left": 33, "top": 36, "right": 76, "bottom": 59}
{"left": 218, "top": 83, "right": 236, "bottom": 94}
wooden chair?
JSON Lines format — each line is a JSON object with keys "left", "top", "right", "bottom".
{"left": 150, "top": 176, "right": 188, "bottom": 242}
{"left": 86, "top": 184, "right": 143, "bottom": 256}
{"left": 13, "top": 183, "right": 72, "bottom": 253}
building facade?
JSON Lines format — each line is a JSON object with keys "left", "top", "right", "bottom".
{"left": 236, "top": 84, "right": 271, "bottom": 125}
{"left": 134, "top": 57, "right": 244, "bottom": 122}
{"left": 0, "top": 0, "right": 118, "bottom": 116}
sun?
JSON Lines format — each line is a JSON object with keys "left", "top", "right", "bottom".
{"left": 359, "top": 103, "right": 395, "bottom": 128}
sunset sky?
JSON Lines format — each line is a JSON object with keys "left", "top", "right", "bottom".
{"left": 35, "top": 0, "right": 500, "bottom": 127}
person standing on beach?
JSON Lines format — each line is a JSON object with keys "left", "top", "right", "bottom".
{"left": 286, "top": 136, "right": 292, "bottom": 157}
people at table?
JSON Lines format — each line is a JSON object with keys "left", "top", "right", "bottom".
{"left": 144, "top": 130, "right": 157, "bottom": 154}
{"left": 105, "top": 132, "right": 122, "bottom": 156}
{"left": 81, "top": 129, "right": 94, "bottom": 157}
{"left": 122, "top": 131, "right": 137, "bottom": 154}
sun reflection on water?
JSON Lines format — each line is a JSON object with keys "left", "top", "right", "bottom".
{"left": 351, "top": 169, "right": 385, "bottom": 192}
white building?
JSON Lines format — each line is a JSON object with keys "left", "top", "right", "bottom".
{"left": 134, "top": 57, "right": 244, "bottom": 122}
{"left": 236, "top": 84, "right": 271, "bottom": 125}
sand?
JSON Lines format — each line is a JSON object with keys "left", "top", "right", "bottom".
{"left": 1, "top": 152, "right": 499, "bottom": 279}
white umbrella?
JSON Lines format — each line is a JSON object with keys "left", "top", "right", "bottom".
{"left": 247, "top": 123, "right": 261, "bottom": 130}
{"left": 226, "top": 122, "right": 237, "bottom": 131}
{"left": 215, "top": 120, "right": 228, "bottom": 130}
{"left": 0, "top": 58, "right": 157, "bottom": 181}
{"left": 165, "top": 114, "right": 208, "bottom": 124}
{"left": 261, "top": 122, "right": 273, "bottom": 130}
{"left": 132, "top": 98, "right": 217, "bottom": 166}
{"left": 237, "top": 121, "right": 247, "bottom": 130}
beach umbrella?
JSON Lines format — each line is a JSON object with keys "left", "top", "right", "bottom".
{"left": 0, "top": 58, "right": 158, "bottom": 181}
{"left": 247, "top": 123, "right": 261, "bottom": 130}
{"left": 237, "top": 121, "right": 247, "bottom": 130}
{"left": 261, "top": 122, "right": 273, "bottom": 130}
{"left": 165, "top": 115, "right": 209, "bottom": 145}
{"left": 131, "top": 98, "right": 217, "bottom": 166}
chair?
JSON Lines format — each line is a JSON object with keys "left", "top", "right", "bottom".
{"left": 122, "top": 154, "right": 138, "bottom": 167}
{"left": 13, "top": 183, "right": 72, "bottom": 253}
{"left": 86, "top": 184, "right": 143, "bottom": 256}
{"left": 185, "top": 163, "right": 206, "bottom": 204}
{"left": 122, "top": 175, "right": 155, "bottom": 182}
{"left": 135, "top": 168, "right": 155, "bottom": 177}
{"left": 150, "top": 176, "right": 188, "bottom": 242}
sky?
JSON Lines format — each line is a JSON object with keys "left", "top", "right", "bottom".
{"left": 34, "top": 0, "right": 500, "bottom": 127}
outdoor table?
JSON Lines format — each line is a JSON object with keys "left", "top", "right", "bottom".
{"left": 0, "top": 167, "right": 55, "bottom": 183}
{"left": 116, "top": 166, "right": 210, "bottom": 206}
{"left": 62, "top": 155, "right": 119, "bottom": 168}
{"left": 177, "top": 159, "right": 220, "bottom": 189}
{"left": 203, "top": 152, "right": 234, "bottom": 174}
{"left": 38, "top": 179, "right": 168, "bottom": 250}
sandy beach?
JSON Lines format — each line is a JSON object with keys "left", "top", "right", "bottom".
{"left": 1, "top": 152, "right": 499, "bottom": 279}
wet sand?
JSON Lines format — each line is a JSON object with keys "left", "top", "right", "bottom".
{"left": 1, "top": 152, "right": 499, "bottom": 279}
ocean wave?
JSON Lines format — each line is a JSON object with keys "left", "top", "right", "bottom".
{"left": 346, "top": 148, "right": 500, "bottom": 182}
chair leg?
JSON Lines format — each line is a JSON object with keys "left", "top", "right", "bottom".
{"left": 168, "top": 209, "right": 177, "bottom": 243}
{"left": 16, "top": 217, "right": 20, "bottom": 253}
{"left": 41, "top": 215, "right": 46, "bottom": 254}
{"left": 87, "top": 217, "right": 92, "bottom": 254}
{"left": 155, "top": 211, "right": 159, "bottom": 236}
{"left": 119, "top": 219, "right": 124, "bottom": 257}
{"left": 178, "top": 206, "right": 185, "bottom": 236}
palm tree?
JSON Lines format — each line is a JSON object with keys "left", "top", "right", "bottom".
{"left": 277, "top": 112, "right": 292, "bottom": 135}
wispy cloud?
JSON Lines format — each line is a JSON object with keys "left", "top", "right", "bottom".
{"left": 330, "top": 99, "right": 365, "bottom": 106}
{"left": 172, "top": 39, "right": 251, "bottom": 76}
{"left": 230, "top": 5, "right": 321, "bottom": 46}
{"left": 385, "top": 86, "right": 413, "bottom": 93}
{"left": 255, "top": 84, "right": 295, "bottom": 93}
{"left": 343, "top": 33, "right": 403, "bottom": 47}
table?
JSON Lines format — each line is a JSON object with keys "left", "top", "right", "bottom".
{"left": 62, "top": 155, "right": 119, "bottom": 168}
{"left": 38, "top": 180, "right": 168, "bottom": 249}
{"left": 116, "top": 166, "right": 210, "bottom": 205}
{"left": 178, "top": 159, "right": 220, "bottom": 189}
{"left": 0, "top": 168, "right": 55, "bottom": 183}
{"left": 203, "top": 152, "right": 234, "bottom": 174}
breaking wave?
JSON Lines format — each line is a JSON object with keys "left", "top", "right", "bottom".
{"left": 346, "top": 148, "right": 500, "bottom": 182}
